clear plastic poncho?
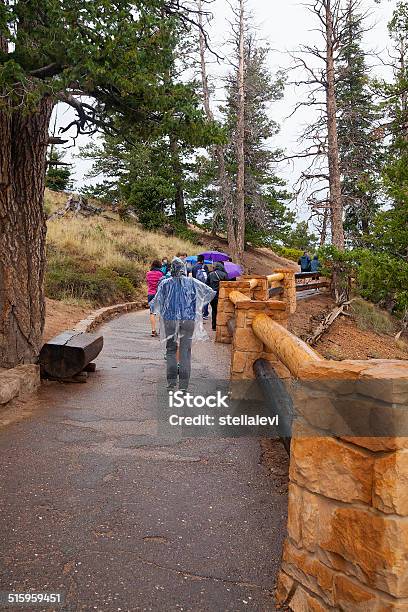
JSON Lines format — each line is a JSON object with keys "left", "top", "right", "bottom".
{"left": 151, "top": 258, "right": 216, "bottom": 343}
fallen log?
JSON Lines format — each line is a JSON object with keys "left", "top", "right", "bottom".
{"left": 40, "top": 331, "right": 103, "bottom": 379}
{"left": 305, "top": 302, "right": 350, "bottom": 346}
{"left": 48, "top": 194, "right": 102, "bottom": 220}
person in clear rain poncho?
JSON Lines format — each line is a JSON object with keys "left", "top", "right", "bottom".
{"left": 151, "top": 258, "right": 216, "bottom": 391}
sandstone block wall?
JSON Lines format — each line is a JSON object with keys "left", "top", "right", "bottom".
{"left": 275, "top": 268, "right": 297, "bottom": 315}
{"left": 216, "top": 270, "right": 295, "bottom": 345}
{"left": 216, "top": 281, "right": 252, "bottom": 344}
{"left": 231, "top": 300, "right": 290, "bottom": 381}
{"left": 277, "top": 359, "right": 408, "bottom": 611}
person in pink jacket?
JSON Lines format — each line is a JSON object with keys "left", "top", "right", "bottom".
{"left": 146, "top": 260, "right": 164, "bottom": 336}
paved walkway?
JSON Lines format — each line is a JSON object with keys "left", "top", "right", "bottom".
{"left": 0, "top": 311, "right": 288, "bottom": 612}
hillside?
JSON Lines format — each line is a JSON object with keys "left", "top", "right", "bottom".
{"left": 43, "top": 190, "right": 408, "bottom": 363}
{"left": 44, "top": 189, "right": 296, "bottom": 308}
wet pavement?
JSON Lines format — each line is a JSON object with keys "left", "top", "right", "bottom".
{"left": 0, "top": 311, "right": 288, "bottom": 612}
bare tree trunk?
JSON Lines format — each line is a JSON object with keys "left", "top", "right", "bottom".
{"left": 197, "top": 1, "right": 236, "bottom": 254}
{"left": 0, "top": 96, "right": 54, "bottom": 368}
{"left": 169, "top": 135, "right": 187, "bottom": 225}
{"left": 235, "top": 0, "right": 246, "bottom": 263}
{"left": 320, "top": 204, "right": 329, "bottom": 246}
{"left": 325, "top": 0, "right": 344, "bottom": 250}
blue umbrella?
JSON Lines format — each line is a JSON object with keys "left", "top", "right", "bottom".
{"left": 186, "top": 256, "right": 213, "bottom": 265}
{"left": 199, "top": 250, "right": 230, "bottom": 263}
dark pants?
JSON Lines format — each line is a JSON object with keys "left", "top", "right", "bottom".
{"left": 164, "top": 320, "right": 195, "bottom": 389}
{"left": 203, "top": 303, "right": 209, "bottom": 318}
{"left": 211, "top": 297, "right": 218, "bottom": 331}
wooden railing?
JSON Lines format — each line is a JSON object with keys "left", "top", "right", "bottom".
{"left": 251, "top": 313, "right": 322, "bottom": 378}
{"left": 295, "top": 272, "right": 330, "bottom": 293}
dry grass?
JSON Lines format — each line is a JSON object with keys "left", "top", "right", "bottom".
{"left": 45, "top": 204, "right": 198, "bottom": 306}
{"left": 47, "top": 216, "right": 195, "bottom": 268}
{"left": 350, "top": 298, "right": 395, "bottom": 336}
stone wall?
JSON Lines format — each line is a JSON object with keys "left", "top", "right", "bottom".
{"left": 216, "top": 270, "right": 295, "bottom": 346}
{"left": 217, "top": 270, "right": 408, "bottom": 610}
{"left": 216, "top": 276, "right": 408, "bottom": 609}
{"left": 231, "top": 300, "right": 290, "bottom": 381}
{"left": 0, "top": 364, "right": 40, "bottom": 408}
{"left": 276, "top": 359, "right": 408, "bottom": 611}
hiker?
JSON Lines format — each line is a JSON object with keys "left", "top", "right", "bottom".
{"left": 161, "top": 257, "right": 171, "bottom": 276}
{"left": 151, "top": 258, "right": 215, "bottom": 390}
{"left": 298, "top": 251, "right": 312, "bottom": 273}
{"left": 192, "top": 255, "right": 210, "bottom": 320}
{"left": 146, "top": 260, "right": 164, "bottom": 337}
{"left": 311, "top": 254, "right": 321, "bottom": 273}
{"left": 177, "top": 251, "right": 191, "bottom": 276}
{"left": 207, "top": 262, "right": 229, "bottom": 331}
{"left": 192, "top": 254, "right": 209, "bottom": 280}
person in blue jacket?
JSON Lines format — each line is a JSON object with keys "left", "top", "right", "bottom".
{"left": 311, "top": 255, "right": 321, "bottom": 273}
{"left": 298, "top": 251, "right": 312, "bottom": 273}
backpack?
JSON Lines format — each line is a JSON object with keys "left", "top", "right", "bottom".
{"left": 196, "top": 266, "right": 208, "bottom": 283}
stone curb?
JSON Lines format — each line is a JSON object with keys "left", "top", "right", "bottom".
{"left": 0, "top": 301, "right": 146, "bottom": 412}
{"left": 0, "top": 364, "right": 41, "bottom": 407}
{"left": 73, "top": 300, "right": 146, "bottom": 333}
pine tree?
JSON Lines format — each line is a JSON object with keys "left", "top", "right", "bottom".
{"left": 46, "top": 149, "right": 73, "bottom": 192}
{"left": 80, "top": 16, "right": 220, "bottom": 231}
{"left": 0, "top": 0, "right": 211, "bottom": 367}
{"left": 336, "top": 0, "right": 381, "bottom": 245}
{"left": 374, "top": 1, "right": 408, "bottom": 260}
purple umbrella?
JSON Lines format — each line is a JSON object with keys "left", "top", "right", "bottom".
{"left": 199, "top": 250, "right": 230, "bottom": 263}
{"left": 224, "top": 261, "right": 243, "bottom": 280}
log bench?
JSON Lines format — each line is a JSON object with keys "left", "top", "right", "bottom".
{"left": 39, "top": 331, "right": 104, "bottom": 380}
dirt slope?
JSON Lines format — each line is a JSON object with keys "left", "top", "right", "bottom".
{"left": 44, "top": 298, "right": 91, "bottom": 342}
{"left": 289, "top": 294, "right": 408, "bottom": 361}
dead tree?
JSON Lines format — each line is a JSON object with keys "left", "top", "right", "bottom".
{"left": 234, "top": 0, "right": 246, "bottom": 263}
{"left": 197, "top": 0, "right": 235, "bottom": 246}
{"left": 325, "top": 1, "right": 344, "bottom": 249}
{"left": 285, "top": 0, "right": 350, "bottom": 250}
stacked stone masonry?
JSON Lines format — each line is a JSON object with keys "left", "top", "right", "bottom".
{"left": 215, "top": 273, "right": 408, "bottom": 611}
{"left": 277, "top": 359, "right": 408, "bottom": 611}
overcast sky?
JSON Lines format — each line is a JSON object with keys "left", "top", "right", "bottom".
{"left": 57, "top": 0, "right": 398, "bottom": 220}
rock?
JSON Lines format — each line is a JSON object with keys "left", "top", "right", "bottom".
{"left": 233, "top": 328, "right": 264, "bottom": 353}
{"left": 373, "top": 451, "right": 408, "bottom": 516}
{"left": 12, "top": 364, "right": 40, "bottom": 394}
{"left": 333, "top": 574, "right": 378, "bottom": 611}
{"left": 289, "top": 585, "right": 329, "bottom": 611}
{"left": 286, "top": 483, "right": 408, "bottom": 598}
{"left": 298, "top": 360, "right": 369, "bottom": 381}
{"left": 232, "top": 351, "right": 246, "bottom": 374}
{"left": 290, "top": 431, "right": 374, "bottom": 504}
{"left": 0, "top": 375, "right": 21, "bottom": 404}
{"left": 282, "top": 540, "right": 335, "bottom": 606}
{"left": 322, "top": 506, "right": 408, "bottom": 598}
{"left": 275, "top": 571, "right": 295, "bottom": 607}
